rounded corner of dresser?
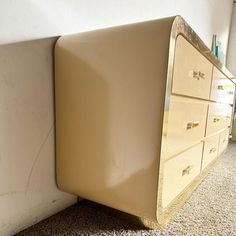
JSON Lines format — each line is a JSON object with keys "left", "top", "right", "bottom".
{"left": 172, "top": 15, "right": 184, "bottom": 23}
{"left": 154, "top": 212, "right": 166, "bottom": 228}
{"left": 55, "top": 36, "right": 63, "bottom": 47}
{"left": 55, "top": 162, "right": 66, "bottom": 192}
{"left": 54, "top": 36, "right": 65, "bottom": 56}
{"left": 55, "top": 177, "right": 64, "bottom": 192}
{"left": 55, "top": 172, "right": 70, "bottom": 194}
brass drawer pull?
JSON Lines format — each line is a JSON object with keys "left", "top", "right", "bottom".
{"left": 209, "top": 147, "right": 217, "bottom": 154}
{"left": 222, "top": 138, "right": 227, "bottom": 143}
{"left": 213, "top": 117, "right": 220, "bottom": 123}
{"left": 186, "top": 121, "right": 200, "bottom": 130}
{"left": 217, "top": 85, "right": 224, "bottom": 90}
{"left": 199, "top": 71, "right": 205, "bottom": 79}
{"left": 227, "top": 91, "right": 234, "bottom": 95}
{"left": 182, "top": 165, "right": 192, "bottom": 176}
{"left": 192, "top": 70, "right": 205, "bottom": 80}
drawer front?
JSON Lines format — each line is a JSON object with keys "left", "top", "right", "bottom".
{"left": 218, "top": 129, "right": 229, "bottom": 155}
{"left": 202, "top": 135, "right": 219, "bottom": 170}
{"left": 162, "top": 142, "right": 203, "bottom": 208}
{"left": 206, "top": 103, "right": 232, "bottom": 136}
{"left": 172, "top": 35, "right": 212, "bottom": 100}
{"left": 162, "top": 96, "right": 208, "bottom": 158}
{"left": 210, "top": 67, "right": 235, "bottom": 104}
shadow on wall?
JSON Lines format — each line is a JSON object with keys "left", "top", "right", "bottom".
{"left": 0, "top": 37, "right": 76, "bottom": 236}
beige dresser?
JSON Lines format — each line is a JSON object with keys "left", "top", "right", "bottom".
{"left": 55, "top": 16, "right": 235, "bottom": 227}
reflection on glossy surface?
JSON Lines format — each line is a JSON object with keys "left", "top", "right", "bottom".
{"left": 172, "top": 35, "right": 212, "bottom": 100}
{"left": 211, "top": 67, "right": 235, "bottom": 104}
{"left": 161, "top": 96, "right": 207, "bottom": 159}
{"left": 206, "top": 103, "right": 232, "bottom": 136}
{"left": 218, "top": 129, "right": 230, "bottom": 155}
{"left": 202, "top": 135, "right": 219, "bottom": 170}
{"left": 162, "top": 143, "right": 202, "bottom": 208}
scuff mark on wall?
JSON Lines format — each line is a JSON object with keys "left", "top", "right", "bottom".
{"left": 0, "top": 191, "right": 25, "bottom": 197}
{"left": 25, "top": 125, "right": 53, "bottom": 191}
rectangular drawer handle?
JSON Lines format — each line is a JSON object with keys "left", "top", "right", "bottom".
{"left": 213, "top": 117, "right": 220, "bottom": 123}
{"left": 217, "top": 85, "right": 224, "bottom": 90}
{"left": 186, "top": 121, "right": 200, "bottom": 130}
{"left": 182, "top": 165, "right": 192, "bottom": 176}
{"left": 227, "top": 91, "right": 234, "bottom": 95}
{"left": 192, "top": 70, "right": 205, "bottom": 80}
{"left": 209, "top": 147, "right": 217, "bottom": 154}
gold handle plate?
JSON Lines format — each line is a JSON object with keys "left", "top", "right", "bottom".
{"left": 187, "top": 121, "right": 200, "bottom": 130}
{"left": 209, "top": 147, "right": 217, "bottom": 154}
{"left": 192, "top": 70, "right": 205, "bottom": 80}
{"left": 213, "top": 117, "right": 220, "bottom": 123}
{"left": 217, "top": 85, "right": 224, "bottom": 90}
{"left": 182, "top": 165, "right": 192, "bottom": 176}
{"left": 222, "top": 138, "right": 227, "bottom": 143}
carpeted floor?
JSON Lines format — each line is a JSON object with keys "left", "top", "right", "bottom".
{"left": 16, "top": 142, "right": 236, "bottom": 236}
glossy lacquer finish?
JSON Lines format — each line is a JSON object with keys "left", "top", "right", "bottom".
{"left": 218, "top": 129, "right": 230, "bottom": 156}
{"left": 206, "top": 103, "right": 232, "bottom": 136}
{"left": 162, "top": 96, "right": 207, "bottom": 159}
{"left": 162, "top": 142, "right": 202, "bottom": 208}
{"left": 211, "top": 67, "right": 235, "bottom": 104}
{"left": 202, "top": 135, "right": 219, "bottom": 170}
{"left": 55, "top": 16, "right": 235, "bottom": 227}
{"left": 55, "top": 17, "right": 175, "bottom": 222}
{"left": 172, "top": 35, "right": 212, "bottom": 100}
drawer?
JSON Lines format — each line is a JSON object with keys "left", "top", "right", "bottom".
{"left": 206, "top": 103, "right": 232, "bottom": 136}
{"left": 210, "top": 67, "right": 235, "bottom": 104}
{"left": 162, "top": 142, "right": 203, "bottom": 208}
{"left": 218, "top": 129, "right": 230, "bottom": 155}
{"left": 172, "top": 35, "right": 212, "bottom": 100}
{"left": 161, "top": 96, "right": 208, "bottom": 158}
{"left": 202, "top": 135, "right": 219, "bottom": 170}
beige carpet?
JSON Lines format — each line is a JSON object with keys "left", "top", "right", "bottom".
{"left": 16, "top": 142, "right": 236, "bottom": 236}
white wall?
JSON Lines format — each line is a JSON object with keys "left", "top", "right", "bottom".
{"left": 0, "top": 0, "right": 233, "bottom": 50}
{"left": 0, "top": 0, "right": 233, "bottom": 235}
{"left": 0, "top": 38, "right": 77, "bottom": 236}
{"left": 227, "top": 3, "right": 236, "bottom": 74}
{"left": 227, "top": 2, "right": 236, "bottom": 141}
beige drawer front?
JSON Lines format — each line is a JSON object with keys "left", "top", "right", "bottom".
{"left": 206, "top": 103, "right": 232, "bottom": 136}
{"left": 211, "top": 67, "right": 235, "bottom": 104}
{"left": 172, "top": 35, "right": 212, "bottom": 100}
{"left": 162, "top": 96, "right": 208, "bottom": 158}
{"left": 202, "top": 135, "right": 219, "bottom": 170}
{"left": 162, "top": 142, "right": 203, "bottom": 208}
{"left": 218, "top": 129, "right": 229, "bottom": 155}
